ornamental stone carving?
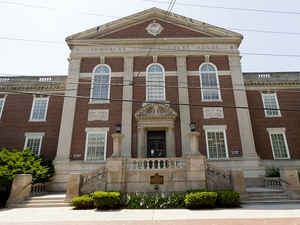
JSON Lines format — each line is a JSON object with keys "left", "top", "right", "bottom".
{"left": 135, "top": 103, "right": 177, "bottom": 121}
{"left": 203, "top": 107, "right": 224, "bottom": 119}
{"left": 146, "top": 21, "right": 164, "bottom": 36}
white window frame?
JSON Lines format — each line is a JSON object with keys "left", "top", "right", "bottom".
{"left": 203, "top": 125, "right": 229, "bottom": 160}
{"left": 146, "top": 63, "right": 166, "bottom": 102}
{"left": 90, "top": 64, "right": 111, "bottom": 104}
{"left": 84, "top": 127, "right": 109, "bottom": 162}
{"left": 199, "top": 63, "right": 222, "bottom": 102}
{"left": 24, "top": 132, "right": 44, "bottom": 156}
{"left": 0, "top": 96, "right": 6, "bottom": 120}
{"left": 29, "top": 96, "right": 49, "bottom": 122}
{"left": 262, "top": 93, "right": 281, "bottom": 117}
{"left": 267, "top": 128, "right": 290, "bottom": 160}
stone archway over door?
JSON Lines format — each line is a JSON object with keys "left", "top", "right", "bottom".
{"left": 135, "top": 103, "right": 177, "bottom": 158}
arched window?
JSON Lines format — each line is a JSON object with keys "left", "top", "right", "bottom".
{"left": 90, "top": 65, "right": 111, "bottom": 103}
{"left": 200, "top": 63, "right": 221, "bottom": 101}
{"left": 146, "top": 63, "right": 165, "bottom": 101}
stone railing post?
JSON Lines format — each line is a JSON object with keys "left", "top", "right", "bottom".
{"left": 281, "top": 169, "right": 300, "bottom": 200}
{"left": 231, "top": 171, "right": 248, "bottom": 201}
{"left": 65, "top": 173, "right": 81, "bottom": 203}
{"left": 186, "top": 155, "right": 207, "bottom": 190}
{"left": 106, "top": 158, "right": 127, "bottom": 193}
{"left": 7, "top": 174, "right": 32, "bottom": 207}
{"left": 112, "top": 133, "right": 124, "bottom": 158}
{"left": 188, "top": 131, "right": 201, "bottom": 155}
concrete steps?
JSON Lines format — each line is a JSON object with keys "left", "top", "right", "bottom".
{"left": 242, "top": 187, "right": 300, "bottom": 204}
{"left": 9, "top": 193, "right": 71, "bottom": 208}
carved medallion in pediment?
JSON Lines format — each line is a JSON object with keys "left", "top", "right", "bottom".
{"left": 135, "top": 103, "right": 177, "bottom": 121}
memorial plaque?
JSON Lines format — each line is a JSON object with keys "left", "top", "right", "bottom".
{"left": 88, "top": 109, "right": 109, "bottom": 121}
{"left": 203, "top": 107, "right": 224, "bottom": 119}
{"left": 150, "top": 173, "right": 164, "bottom": 185}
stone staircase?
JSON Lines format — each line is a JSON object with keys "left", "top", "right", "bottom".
{"left": 242, "top": 187, "right": 300, "bottom": 204}
{"left": 9, "top": 193, "right": 71, "bottom": 208}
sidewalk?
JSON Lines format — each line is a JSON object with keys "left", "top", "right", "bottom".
{"left": 1, "top": 204, "right": 300, "bottom": 225}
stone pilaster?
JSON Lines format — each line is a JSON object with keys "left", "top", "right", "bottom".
{"left": 166, "top": 127, "right": 176, "bottom": 157}
{"left": 188, "top": 131, "right": 201, "bottom": 155}
{"left": 229, "top": 56, "right": 258, "bottom": 160}
{"left": 121, "top": 56, "right": 133, "bottom": 157}
{"left": 176, "top": 56, "right": 191, "bottom": 156}
{"left": 55, "top": 58, "right": 81, "bottom": 161}
{"left": 112, "top": 133, "right": 124, "bottom": 158}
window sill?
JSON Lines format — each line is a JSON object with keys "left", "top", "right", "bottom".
{"left": 207, "top": 158, "right": 230, "bottom": 161}
{"left": 202, "top": 99, "right": 223, "bottom": 102}
{"left": 29, "top": 120, "right": 47, "bottom": 122}
{"left": 273, "top": 158, "right": 290, "bottom": 160}
{"left": 89, "top": 100, "right": 110, "bottom": 104}
{"left": 265, "top": 115, "right": 281, "bottom": 118}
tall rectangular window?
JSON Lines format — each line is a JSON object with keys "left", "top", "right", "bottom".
{"left": 24, "top": 133, "right": 44, "bottom": 155}
{"left": 268, "top": 128, "right": 290, "bottom": 159}
{"left": 262, "top": 93, "right": 281, "bottom": 117}
{"left": 204, "top": 126, "right": 228, "bottom": 160}
{"left": 30, "top": 97, "right": 49, "bottom": 121}
{"left": 85, "top": 132, "right": 107, "bottom": 161}
{"left": 0, "top": 97, "right": 5, "bottom": 120}
{"left": 91, "top": 65, "right": 110, "bottom": 103}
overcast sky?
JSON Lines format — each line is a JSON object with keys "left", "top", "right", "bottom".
{"left": 1, "top": 0, "right": 300, "bottom": 75}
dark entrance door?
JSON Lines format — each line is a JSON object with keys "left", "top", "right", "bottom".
{"left": 147, "top": 131, "right": 166, "bottom": 158}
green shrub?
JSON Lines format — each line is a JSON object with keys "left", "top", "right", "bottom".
{"left": 72, "top": 195, "right": 95, "bottom": 209}
{"left": 92, "top": 191, "right": 121, "bottom": 210}
{"left": 126, "top": 193, "right": 185, "bottom": 209}
{"left": 0, "top": 148, "right": 54, "bottom": 184}
{"left": 0, "top": 148, "right": 55, "bottom": 208}
{"left": 185, "top": 192, "right": 217, "bottom": 209}
{"left": 265, "top": 167, "right": 280, "bottom": 177}
{"left": 215, "top": 190, "right": 240, "bottom": 208}
{"left": 185, "top": 189, "right": 207, "bottom": 195}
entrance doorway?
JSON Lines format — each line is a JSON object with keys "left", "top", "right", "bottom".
{"left": 147, "top": 131, "right": 166, "bottom": 158}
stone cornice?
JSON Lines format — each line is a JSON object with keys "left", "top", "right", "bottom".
{"left": 70, "top": 43, "right": 239, "bottom": 58}
{"left": 68, "top": 37, "right": 241, "bottom": 48}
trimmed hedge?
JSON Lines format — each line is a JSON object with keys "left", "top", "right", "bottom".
{"left": 185, "top": 192, "right": 217, "bottom": 209}
{"left": 216, "top": 190, "right": 240, "bottom": 208}
{"left": 126, "top": 192, "right": 185, "bottom": 209}
{"left": 72, "top": 195, "right": 95, "bottom": 209}
{"left": 71, "top": 190, "right": 240, "bottom": 210}
{"left": 92, "top": 191, "right": 121, "bottom": 210}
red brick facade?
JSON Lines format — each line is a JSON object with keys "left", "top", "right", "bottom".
{"left": 0, "top": 94, "right": 63, "bottom": 160}
{"left": 247, "top": 89, "right": 300, "bottom": 160}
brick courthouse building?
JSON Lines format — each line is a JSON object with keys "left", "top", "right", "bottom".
{"left": 0, "top": 8, "right": 300, "bottom": 192}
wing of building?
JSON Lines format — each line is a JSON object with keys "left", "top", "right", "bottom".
{"left": 1, "top": 8, "right": 300, "bottom": 194}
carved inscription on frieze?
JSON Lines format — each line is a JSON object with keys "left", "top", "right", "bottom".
{"left": 203, "top": 107, "right": 224, "bottom": 119}
{"left": 88, "top": 109, "right": 109, "bottom": 121}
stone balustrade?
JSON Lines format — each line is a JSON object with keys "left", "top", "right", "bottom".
{"left": 264, "top": 177, "right": 282, "bottom": 189}
{"left": 31, "top": 183, "right": 47, "bottom": 196}
{"left": 127, "top": 158, "right": 186, "bottom": 170}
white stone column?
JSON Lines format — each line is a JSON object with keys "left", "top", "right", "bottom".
{"left": 121, "top": 56, "right": 133, "bottom": 157}
{"left": 55, "top": 58, "right": 81, "bottom": 161}
{"left": 137, "top": 127, "right": 146, "bottom": 158}
{"left": 166, "top": 127, "right": 176, "bottom": 157}
{"left": 176, "top": 56, "right": 191, "bottom": 156}
{"left": 229, "top": 56, "right": 258, "bottom": 159}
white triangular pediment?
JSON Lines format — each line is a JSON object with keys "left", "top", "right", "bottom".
{"left": 66, "top": 7, "right": 242, "bottom": 43}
